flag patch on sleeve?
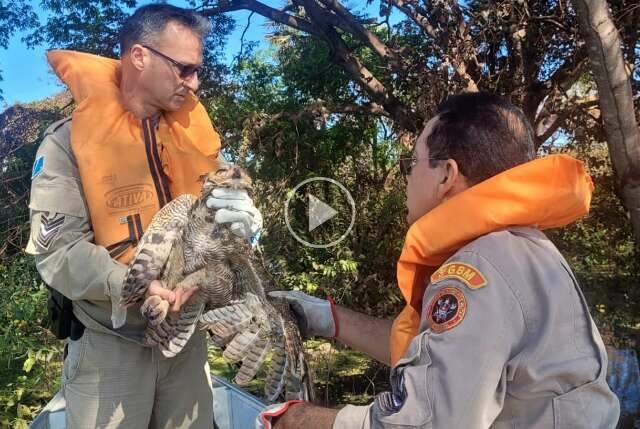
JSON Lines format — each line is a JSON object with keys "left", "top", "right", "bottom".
{"left": 430, "top": 262, "right": 487, "bottom": 290}
{"left": 31, "top": 156, "right": 44, "bottom": 178}
{"left": 36, "top": 213, "right": 65, "bottom": 250}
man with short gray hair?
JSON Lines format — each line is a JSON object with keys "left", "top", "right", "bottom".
{"left": 27, "top": 4, "right": 261, "bottom": 428}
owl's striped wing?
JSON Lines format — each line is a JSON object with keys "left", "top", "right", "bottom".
{"left": 200, "top": 293, "right": 274, "bottom": 385}
{"left": 118, "top": 194, "right": 198, "bottom": 314}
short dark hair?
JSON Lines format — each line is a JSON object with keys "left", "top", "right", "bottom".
{"left": 426, "top": 92, "right": 536, "bottom": 184}
{"left": 119, "top": 4, "right": 211, "bottom": 56}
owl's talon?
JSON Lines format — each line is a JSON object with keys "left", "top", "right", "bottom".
{"left": 141, "top": 295, "right": 170, "bottom": 325}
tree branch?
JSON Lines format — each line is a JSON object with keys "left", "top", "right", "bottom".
{"left": 386, "top": 0, "right": 439, "bottom": 39}
{"left": 317, "top": 0, "right": 402, "bottom": 68}
{"left": 528, "top": 15, "right": 570, "bottom": 32}
{"left": 200, "top": 0, "right": 321, "bottom": 37}
{"left": 535, "top": 113, "right": 567, "bottom": 146}
{"left": 534, "top": 94, "right": 601, "bottom": 146}
{"left": 233, "top": 11, "right": 254, "bottom": 65}
{"left": 248, "top": 102, "right": 391, "bottom": 136}
{"left": 205, "top": 0, "right": 419, "bottom": 131}
{"left": 300, "top": 0, "right": 420, "bottom": 131}
{"left": 310, "top": 102, "right": 391, "bottom": 117}
{"left": 386, "top": 0, "right": 479, "bottom": 91}
{"left": 526, "top": 52, "right": 589, "bottom": 124}
{"left": 549, "top": 53, "right": 589, "bottom": 92}
{"left": 450, "top": 0, "right": 480, "bottom": 91}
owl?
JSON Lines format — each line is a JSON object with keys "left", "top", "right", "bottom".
{"left": 117, "top": 165, "right": 313, "bottom": 402}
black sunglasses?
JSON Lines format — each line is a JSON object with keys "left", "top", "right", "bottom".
{"left": 398, "top": 155, "right": 443, "bottom": 177}
{"left": 142, "top": 44, "right": 201, "bottom": 79}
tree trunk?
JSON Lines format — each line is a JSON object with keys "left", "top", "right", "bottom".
{"left": 571, "top": 0, "right": 640, "bottom": 245}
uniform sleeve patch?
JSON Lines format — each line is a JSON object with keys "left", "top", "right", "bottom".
{"left": 31, "top": 155, "right": 44, "bottom": 178}
{"left": 426, "top": 287, "right": 467, "bottom": 333}
{"left": 374, "top": 372, "right": 407, "bottom": 416}
{"left": 430, "top": 262, "right": 487, "bottom": 290}
{"left": 36, "top": 213, "right": 65, "bottom": 250}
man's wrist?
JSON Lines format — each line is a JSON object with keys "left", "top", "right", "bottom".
{"left": 326, "top": 296, "right": 339, "bottom": 338}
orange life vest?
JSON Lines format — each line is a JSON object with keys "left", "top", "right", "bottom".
{"left": 390, "top": 154, "right": 594, "bottom": 366}
{"left": 47, "top": 50, "right": 221, "bottom": 264}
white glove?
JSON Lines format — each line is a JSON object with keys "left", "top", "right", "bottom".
{"left": 255, "top": 400, "right": 304, "bottom": 429}
{"left": 268, "top": 290, "right": 337, "bottom": 338}
{"left": 206, "top": 188, "right": 263, "bottom": 245}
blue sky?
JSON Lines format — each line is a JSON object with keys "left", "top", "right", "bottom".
{"left": 0, "top": 1, "right": 386, "bottom": 109}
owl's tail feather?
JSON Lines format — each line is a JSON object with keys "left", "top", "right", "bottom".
{"left": 284, "top": 351, "right": 315, "bottom": 402}
{"left": 234, "top": 337, "right": 271, "bottom": 385}
{"left": 143, "top": 302, "right": 204, "bottom": 358}
{"left": 277, "top": 309, "right": 315, "bottom": 403}
{"left": 199, "top": 298, "right": 256, "bottom": 340}
{"left": 222, "top": 326, "right": 264, "bottom": 363}
{"left": 282, "top": 335, "right": 315, "bottom": 402}
{"left": 264, "top": 337, "right": 288, "bottom": 402}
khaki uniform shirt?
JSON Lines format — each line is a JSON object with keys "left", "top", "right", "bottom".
{"left": 26, "top": 118, "right": 147, "bottom": 343}
{"left": 334, "top": 227, "right": 620, "bottom": 428}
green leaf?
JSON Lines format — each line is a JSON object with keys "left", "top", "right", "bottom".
{"left": 22, "top": 357, "right": 35, "bottom": 373}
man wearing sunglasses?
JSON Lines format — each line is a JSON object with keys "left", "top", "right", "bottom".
{"left": 262, "top": 93, "right": 619, "bottom": 428}
{"left": 26, "top": 4, "right": 261, "bottom": 428}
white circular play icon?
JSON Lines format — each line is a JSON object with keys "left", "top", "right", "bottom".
{"left": 284, "top": 177, "right": 356, "bottom": 248}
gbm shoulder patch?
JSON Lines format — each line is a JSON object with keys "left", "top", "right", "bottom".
{"left": 430, "top": 262, "right": 487, "bottom": 290}
{"left": 426, "top": 287, "right": 467, "bottom": 333}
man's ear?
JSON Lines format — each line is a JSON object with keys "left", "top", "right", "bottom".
{"left": 128, "top": 44, "right": 146, "bottom": 71}
{"left": 437, "top": 159, "right": 461, "bottom": 200}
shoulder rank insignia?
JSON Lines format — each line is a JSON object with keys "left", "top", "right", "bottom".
{"left": 427, "top": 287, "right": 467, "bottom": 333}
{"left": 36, "top": 213, "right": 65, "bottom": 250}
{"left": 430, "top": 262, "right": 487, "bottom": 290}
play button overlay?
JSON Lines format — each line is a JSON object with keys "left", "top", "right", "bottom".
{"left": 308, "top": 194, "right": 338, "bottom": 232}
{"left": 285, "top": 177, "right": 356, "bottom": 248}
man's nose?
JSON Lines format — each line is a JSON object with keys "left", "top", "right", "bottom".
{"left": 183, "top": 72, "right": 199, "bottom": 92}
